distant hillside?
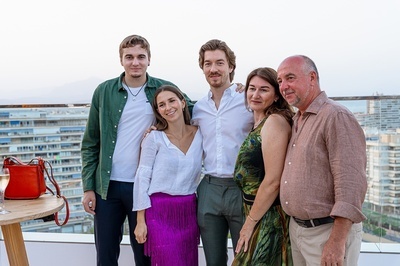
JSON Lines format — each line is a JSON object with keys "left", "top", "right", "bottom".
{"left": 0, "top": 77, "right": 103, "bottom": 105}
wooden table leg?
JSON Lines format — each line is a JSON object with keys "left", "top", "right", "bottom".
{"left": 1, "top": 223, "right": 29, "bottom": 266}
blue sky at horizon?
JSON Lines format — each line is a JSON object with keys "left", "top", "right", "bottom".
{"left": 1, "top": 0, "right": 399, "bottom": 104}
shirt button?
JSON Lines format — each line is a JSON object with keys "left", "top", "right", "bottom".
{"left": 285, "top": 201, "right": 288, "bottom": 205}
{"left": 109, "top": 156, "right": 112, "bottom": 159}
{"left": 112, "top": 141, "right": 115, "bottom": 143}
{"left": 284, "top": 181, "right": 287, "bottom": 184}
{"left": 115, "top": 125, "right": 117, "bottom": 128}
{"left": 292, "top": 144, "right": 296, "bottom": 147}
{"left": 119, "top": 110, "right": 122, "bottom": 112}
{"left": 288, "top": 162, "right": 291, "bottom": 165}
{"left": 107, "top": 171, "right": 110, "bottom": 174}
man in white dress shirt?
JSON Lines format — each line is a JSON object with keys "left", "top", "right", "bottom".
{"left": 191, "top": 39, "right": 253, "bottom": 266}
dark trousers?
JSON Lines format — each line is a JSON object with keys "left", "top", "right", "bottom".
{"left": 197, "top": 175, "right": 243, "bottom": 266}
{"left": 94, "top": 181, "right": 151, "bottom": 266}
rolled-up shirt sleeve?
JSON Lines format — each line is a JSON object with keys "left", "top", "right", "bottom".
{"left": 328, "top": 111, "right": 367, "bottom": 223}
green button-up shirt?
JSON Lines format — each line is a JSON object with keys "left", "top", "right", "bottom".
{"left": 81, "top": 72, "right": 193, "bottom": 199}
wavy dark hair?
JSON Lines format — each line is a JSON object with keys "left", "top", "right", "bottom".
{"left": 198, "top": 39, "right": 236, "bottom": 82}
{"left": 152, "top": 85, "right": 191, "bottom": 130}
{"left": 245, "top": 67, "right": 295, "bottom": 126}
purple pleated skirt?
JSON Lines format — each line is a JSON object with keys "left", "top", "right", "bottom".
{"left": 145, "top": 192, "right": 199, "bottom": 266}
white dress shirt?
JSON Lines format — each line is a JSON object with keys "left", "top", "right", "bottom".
{"left": 133, "top": 129, "right": 203, "bottom": 211}
{"left": 191, "top": 84, "right": 253, "bottom": 178}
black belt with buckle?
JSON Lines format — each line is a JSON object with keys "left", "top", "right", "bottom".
{"left": 293, "top": 216, "right": 335, "bottom": 228}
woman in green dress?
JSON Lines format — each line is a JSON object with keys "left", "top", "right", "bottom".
{"left": 232, "top": 67, "right": 294, "bottom": 266}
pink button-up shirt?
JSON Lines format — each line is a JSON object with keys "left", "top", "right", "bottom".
{"left": 280, "top": 92, "right": 367, "bottom": 223}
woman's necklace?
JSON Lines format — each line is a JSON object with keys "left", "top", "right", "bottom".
{"left": 123, "top": 82, "right": 146, "bottom": 101}
{"left": 253, "top": 116, "right": 266, "bottom": 129}
{"left": 167, "top": 131, "right": 185, "bottom": 147}
{"left": 166, "top": 128, "right": 194, "bottom": 154}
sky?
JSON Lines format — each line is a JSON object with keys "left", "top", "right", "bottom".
{"left": 0, "top": 0, "right": 399, "bottom": 104}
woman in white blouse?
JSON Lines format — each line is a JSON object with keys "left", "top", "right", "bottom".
{"left": 133, "top": 85, "right": 203, "bottom": 266}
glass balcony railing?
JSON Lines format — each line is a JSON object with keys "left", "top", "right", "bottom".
{"left": 332, "top": 95, "right": 400, "bottom": 250}
{"left": 1, "top": 96, "right": 400, "bottom": 254}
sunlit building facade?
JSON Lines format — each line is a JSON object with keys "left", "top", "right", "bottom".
{"left": 365, "top": 132, "right": 400, "bottom": 215}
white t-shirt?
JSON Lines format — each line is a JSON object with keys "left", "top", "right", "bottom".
{"left": 110, "top": 86, "right": 154, "bottom": 182}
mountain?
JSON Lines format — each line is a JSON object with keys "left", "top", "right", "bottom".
{"left": 0, "top": 77, "right": 103, "bottom": 105}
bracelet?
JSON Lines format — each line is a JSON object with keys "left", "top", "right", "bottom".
{"left": 248, "top": 214, "right": 259, "bottom": 223}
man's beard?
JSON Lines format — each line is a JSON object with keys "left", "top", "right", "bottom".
{"left": 130, "top": 73, "right": 143, "bottom": 79}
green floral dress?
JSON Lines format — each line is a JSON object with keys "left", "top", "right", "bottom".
{"left": 232, "top": 117, "right": 292, "bottom": 266}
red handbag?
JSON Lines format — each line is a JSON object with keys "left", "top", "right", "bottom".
{"left": 3, "top": 156, "right": 70, "bottom": 226}
{"left": 3, "top": 157, "right": 46, "bottom": 199}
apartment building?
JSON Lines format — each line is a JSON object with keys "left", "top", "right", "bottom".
{"left": 365, "top": 132, "right": 400, "bottom": 215}
{"left": 0, "top": 104, "right": 91, "bottom": 233}
{"left": 365, "top": 98, "right": 400, "bottom": 133}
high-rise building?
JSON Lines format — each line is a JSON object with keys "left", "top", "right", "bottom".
{"left": 0, "top": 104, "right": 91, "bottom": 233}
{"left": 365, "top": 98, "right": 400, "bottom": 133}
{"left": 362, "top": 97, "right": 400, "bottom": 215}
{"left": 365, "top": 131, "right": 400, "bottom": 215}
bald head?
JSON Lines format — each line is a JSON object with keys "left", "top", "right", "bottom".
{"left": 277, "top": 55, "right": 321, "bottom": 112}
{"left": 278, "top": 55, "right": 319, "bottom": 82}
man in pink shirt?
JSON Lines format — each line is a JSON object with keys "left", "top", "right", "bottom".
{"left": 277, "top": 55, "right": 367, "bottom": 266}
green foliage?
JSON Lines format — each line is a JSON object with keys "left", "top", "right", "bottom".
{"left": 372, "top": 227, "right": 387, "bottom": 237}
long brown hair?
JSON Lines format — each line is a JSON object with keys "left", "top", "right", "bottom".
{"left": 245, "top": 67, "right": 295, "bottom": 126}
{"left": 152, "top": 85, "right": 191, "bottom": 130}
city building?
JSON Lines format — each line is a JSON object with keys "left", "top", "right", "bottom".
{"left": 365, "top": 132, "right": 400, "bottom": 214}
{"left": 360, "top": 97, "right": 400, "bottom": 216}
{"left": 365, "top": 98, "right": 400, "bottom": 133}
{"left": 0, "top": 104, "right": 91, "bottom": 233}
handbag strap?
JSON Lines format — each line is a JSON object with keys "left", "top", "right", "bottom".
{"left": 41, "top": 159, "right": 70, "bottom": 226}
{"left": 3, "top": 156, "right": 70, "bottom": 226}
{"left": 3, "top": 156, "right": 26, "bottom": 166}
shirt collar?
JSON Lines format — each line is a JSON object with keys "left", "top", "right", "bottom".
{"left": 293, "top": 91, "right": 328, "bottom": 120}
{"left": 207, "top": 83, "right": 237, "bottom": 100}
{"left": 305, "top": 91, "right": 328, "bottom": 115}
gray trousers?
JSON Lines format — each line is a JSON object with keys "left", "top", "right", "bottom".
{"left": 197, "top": 175, "right": 243, "bottom": 266}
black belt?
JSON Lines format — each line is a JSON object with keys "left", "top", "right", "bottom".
{"left": 242, "top": 193, "right": 281, "bottom": 207}
{"left": 293, "top": 216, "right": 334, "bottom": 228}
{"left": 203, "top": 174, "right": 237, "bottom": 187}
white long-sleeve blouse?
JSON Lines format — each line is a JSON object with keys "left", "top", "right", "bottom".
{"left": 133, "top": 129, "right": 203, "bottom": 211}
